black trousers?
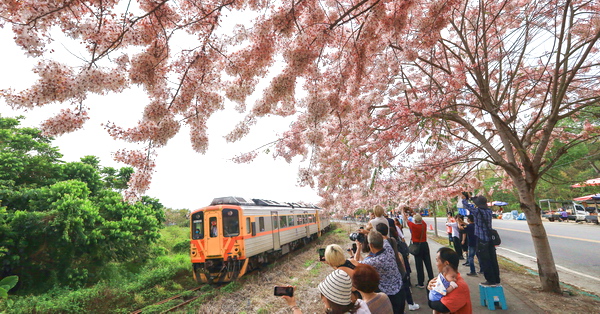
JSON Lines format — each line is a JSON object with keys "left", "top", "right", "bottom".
{"left": 413, "top": 242, "right": 434, "bottom": 286}
{"left": 478, "top": 241, "right": 501, "bottom": 284}
{"left": 388, "top": 287, "right": 406, "bottom": 314}
{"left": 452, "top": 236, "right": 463, "bottom": 257}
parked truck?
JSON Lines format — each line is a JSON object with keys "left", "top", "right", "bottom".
{"left": 539, "top": 199, "right": 586, "bottom": 222}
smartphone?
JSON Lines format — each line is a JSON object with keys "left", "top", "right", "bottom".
{"left": 318, "top": 248, "right": 326, "bottom": 261}
{"left": 274, "top": 286, "right": 294, "bottom": 297}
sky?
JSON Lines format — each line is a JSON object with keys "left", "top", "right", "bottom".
{"left": 0, "top": 28, "right": 322, "bottom": 210}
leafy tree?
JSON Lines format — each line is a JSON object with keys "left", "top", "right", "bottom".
{"left": 0, "top": 116, "right": 62, "bottom": 189}
{"left": 80, "top": 155, "right": 101, "bottom": 170}
{"left": 100, "top": 166, "right": 133, "bottom": 191}
{"left": 0, "top": 117, "right": 165, "bottom": 289}
{"left": 57, "top": 161, "right": 104, "bottom": 195}
{"left": 164, "top": 208, "right": 190, "bottom": 227}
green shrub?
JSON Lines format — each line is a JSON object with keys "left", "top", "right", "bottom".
{"left": 1, "top": 254, "right": 193, "bottom": 313}
{"left": 172, "top": 240, "right": 190, "bottom": 254}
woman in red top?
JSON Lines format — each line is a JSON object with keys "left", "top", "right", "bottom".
{"left": 402, "top": 208, "right": 434, "bottom": 288}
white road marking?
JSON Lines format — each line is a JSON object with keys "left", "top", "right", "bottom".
{"left": 496, "top": 247, "right": 600, "bottom": 283}
{"left": 425, "top": 223, "right": 600, "bottom": 283}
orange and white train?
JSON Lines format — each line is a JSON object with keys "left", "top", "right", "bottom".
{"left": 190, "top": 196, "right": 330, "bottom": 283}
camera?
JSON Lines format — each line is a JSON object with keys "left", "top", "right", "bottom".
{"left": 347, "top": 243, "right": 358, "bottom": 254}
{"left": 349, "top": 232, "right": 365, "bottom": 242}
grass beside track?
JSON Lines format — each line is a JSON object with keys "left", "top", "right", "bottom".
{"left": 2, "top": 226, "right": 198, "bottom": 314}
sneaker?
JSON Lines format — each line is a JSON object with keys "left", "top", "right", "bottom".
{"left": 415, "top": 284, "right": 425, "bottom": 289}
{"left": 466, "top": 272, "right": 478, "bottom": 276}
{"left": 462, "top": 262, "right": 470, "bottom": 266}
{"left": 408, "top": 303, "right": 420, "bottom": 311}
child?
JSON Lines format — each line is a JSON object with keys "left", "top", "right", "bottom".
{"left": 428, "top": 264, "right": 459, "bottom": 314}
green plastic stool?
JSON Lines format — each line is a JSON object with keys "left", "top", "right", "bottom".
{"left": 479, "top": 283, "right": 508, "bottom": 310}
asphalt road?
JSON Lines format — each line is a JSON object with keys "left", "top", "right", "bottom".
{"left": 424, "top": 217, "right": 600, "bottom": 294}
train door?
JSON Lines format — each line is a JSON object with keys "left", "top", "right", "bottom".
{"left": 271, "top": 211, "right": 280, "bottom": 250}
{"left": 304, "top": 211, "right": 310, "bottom": 236}
{"left": 205, "top": 210, "right": 221, "bottom": 257}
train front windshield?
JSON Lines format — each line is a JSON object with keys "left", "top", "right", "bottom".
{"left": 192, "top": 212, "right": 204, "bottom": 240}
{"left": 222, "top": 208, "right": 239, "bottom": 237}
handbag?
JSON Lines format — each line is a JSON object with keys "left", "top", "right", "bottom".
{"left": 409, "top": 242, "right": 421, "bottom": 256}
{"left": 409, "top": 222, "right": 425, "bottom": 256}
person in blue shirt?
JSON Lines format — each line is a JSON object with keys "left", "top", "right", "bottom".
{"left": 461, "top": 192, "right": 501, "bottom": 285}
{"left": 462, "top": 215, "right": 478, "bottom": 276}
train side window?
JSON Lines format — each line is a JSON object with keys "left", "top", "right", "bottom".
{"left": 246, "top": 218, "right": 251, "bottom": 234}
{"left": 192, "top": 212, "right": 204, "bottom": 239}
{"left": 280, "top": 215, "right": 288, "bottom": 228}
{"left": 222, "top": 209, "right": 239, "bottom": 237}
{"left": 288, "top": 215, "right": 294, "bottom": 226}
{"left": 297, "top": 215, "right": 302, "bottom": 225}
{"left": 271, "top": 216, "right": 277, "bottom": 230}
{"left": 259, "top": 217, "right": 266, "bottom": 231}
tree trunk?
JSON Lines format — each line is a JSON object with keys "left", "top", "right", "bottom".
{"left": 514, "top": 179, "right": 562, "bottom": 293}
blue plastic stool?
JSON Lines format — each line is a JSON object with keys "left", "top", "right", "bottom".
{"left": 479, "top": 284, "right": 508, "bottom": 310}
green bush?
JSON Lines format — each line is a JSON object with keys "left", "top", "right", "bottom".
{"left": 172, "top": 240, "right": 190, "bottom": 253}
{"left": 1, "top": 254, "right": 193, "bottom": 313}
{"left": 156, "top": 226, "right": 189, "bottom": 253}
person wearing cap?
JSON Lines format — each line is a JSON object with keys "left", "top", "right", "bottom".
{"left": 281, "top": 269, "right": 371, "bottom": 313}
{"left": 461, "top": 192, "right": 501, "bottom": 285}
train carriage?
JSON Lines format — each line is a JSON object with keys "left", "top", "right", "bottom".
{"left": 190, "top": 196, "right": 329, "bottom": 283}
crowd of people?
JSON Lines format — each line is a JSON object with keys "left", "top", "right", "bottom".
{"left": 278, "top": 193, "right": 500, "bottom": 313}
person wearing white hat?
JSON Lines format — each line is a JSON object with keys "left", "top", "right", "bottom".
{"left": 281, "top": 269, "right": 371, "bottom": 313}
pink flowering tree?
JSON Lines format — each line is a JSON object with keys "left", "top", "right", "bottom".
{"left": 241, "top": 0, "right": 600, "bottom": 293}
{"left": 2, "top": 0, "right": 600, "bottom": 292}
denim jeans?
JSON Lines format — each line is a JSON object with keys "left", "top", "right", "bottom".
{"left": 467, "top": 245, "right": 477, "bottom": 274}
